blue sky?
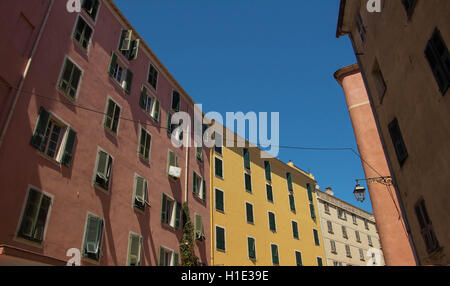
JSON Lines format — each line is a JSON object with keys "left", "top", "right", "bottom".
{"left": 114, "top": 0, "right": 374, "bottom": 212}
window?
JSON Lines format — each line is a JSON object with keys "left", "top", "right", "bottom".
{"left": 73, "top": 16, "right": 92, "bottom": 49}
{"left": 94, "top": 149, "right": 113, "bottom": 190}
{"left": 356, "top": 231, "right": 361, "bottom": 243}
{"left": 295, "top": 251, "right": 302, "bottom": 266}
{"left": 127, "top": 233, "right": 143, "bottom": 266}
{"left": 333, "top": 261, "right": 343, "bottom": 266}
{"left": 401, "top": 0, "right": 417, "bottom": 18}
{"left": 166, "top": 112, "right": 183, "bottom": 141}
{"left": 288, "top": 193, "right": 296, "bottom": 212}
{"left": 215, "top": 189, "right": 224, "bottom": 212}
{"left": 104, "top": 99, "right": 121, "bottom": 134}
{"left": 313, "top": 229, "right": 320, "bottom": 246}
{"left": 158, "top": 247, "right": 178, "bottom": 266}
{"left": 148, "top": 64, "right": 158, "bottom": 90}
{"left": 364, "top": 219, "right": 370, "bottom": 230}
{"left": 356, "top": 13, "right": 366, "bottom": 43}
{"left": 306, "top": 183, "right": 313, "bottom": 202}
{"left": 368, "top": 235, "right": 373, "bottom": 247}
{"left": 338, "top": 208, "right": 347, "bottom": 220}
{"left": 139, "top": 86, "right": 160, "bottom": 121}
{"left": 352, "top": 214, "right": 358, "bottom": 225}
{"left": 286, "top": 173, "right": 293, "bottom": 191}
{"left": 271, "top": 244, "right": 279, "bottom": 265}
{"left": 373, "top": 62, "right": 387, "bottom": 102}
{"left": 82, "top": 0, "right": 100, "bottom": 20}
{"left": 171, "top": 91, "right": 181, "bottom": 112}
{"left": 160, "top": 194, "right": 181, "bottom": 229}
{"left": 425, "top": 28, "right": 450, "bottom": 94}
{"left": 216, "top": 226, "right": 226, "bottom": 252}
{"left": 30, "top": 107, "right": 77, "bottom": 167}
{"left": 196, "top": 146, "right": 203, "bottom": 161}
{"left": 388, "top": 118, "right": 409, "bottom": 166}
{"left": 82, "top": 214, "right": 104, "bottom": 261}
{"left": 268, "top": 212, "right": 276, "bottom": 232}
{"left": 345, "top": 245, "right": 352, "bottom": 258}
{"left": 58, "top": 57, "right": 82, "bottom": 98}
{"left": 244, "top": 172, "right": 252, "bottom": 192}
{"left": 243, "top": 148, "right": 251, "bottom": 170}
{"left": 324, "top": 202, "right": 330, "bottom": 214}
{"left": 215, "top": 157, "right": 223, "bottom": 178}
{"left": 108, "top": 52, "right": 133, "bottom": 93}
{"left": 167, "top": 150, "right": 179, "bottom": 178}
{"left": 214, "top": 132, "right": 223, "bottom": 155}
{"left": 331, "top": 240, "right": 337, "bottom": 254}
{"left": 266, "top": 184, "right": 274, "bottom": 203}
{"left": 327, "top": 221, "right": 333, "bottom": 234}
{"left": 309, "top": 203, "right": 316, "bottom": 220}
{"left": 342, "top": 226, "right": 348, "bottom": 239}
{"left": 264, "top": 161, "right": 271, "bottom": 181}
{"left": 194, "top": 214, "right": 205, "bottom": 241}
{"left": 246, "top": 202, "right": 254, "bottom": 224}
{"left": 133, "top": 175, "right": 147, "bottom": 211}
{"left": 192, "top": 172, "right": 206, "bottom": 201}
{"left": 415, "top": 198, "right": 440, "bottom": 253}
{"left": 292, "top": 221, "right": 299, "bottom": 240}
{"left": 247, "top": 237, "right": 256, "bottom": 260}
{"left": 118, "top": 29, "right": 140, "bottom": 61}
{"left": 359, "top": 249, "right": 365, "bottom": 261}
{"left": 17, "top": 188, "right": 51, "bottom": 243}
{"left": 317, "top": 257, "right": 323, "bottom": 266}
{"left": 139, "top": 128, "right": 152, "bottom": 160}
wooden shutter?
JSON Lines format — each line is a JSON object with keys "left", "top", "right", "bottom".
{"left": 124, "top": 69, "right": 133, "bottom": 94}
{"left": 139, "top": 86, "right": 148, "bottom": 109}
{"left": 215, "top": 158, "right": 222, "bottom": 177}
{"left": 243, "top": 148, "right": 250, "bottom": 169}
{"left": 19, "top": 189, "right": 43, "bottom": 239}
{"left": 128, "top": 234, "right": 142, "bottom": 266}
{"left": 172, "top": 91, "right": 180, "bottom": 111}
{"left": 173, "top": 253, "right": 179, "bottom": 266}
{"left": 96, "top": 151, "right": 109, "bottom": 180}
{"left": 289, "top": 194, "right": 296, "bottom": 212}
{"left": 310, "top": 203, "right": 316, "bottom": 220}
{"left": 269, "top": 212, "right": 276, "bottom": 231}
{"left": 292, "top": 221, "right": 299, "bottom": 239}
{"left": 120, "top": 30, "right": 133, "bottom": 51}
{"left": 33, "top": 195, "right": 50, "bottom": 242}
{"left": 174, "top": 202, "right": 181, "bottom": 229}
{"left": 195, "top": 214, "right": 203, "bottom": 238}
{"left": 246, "top": 203, "right": 253, "bottom": 223}
{"left": 84, "top": 216, "right": 102, "bottom": 257}
{"left": 59, "top": 59, "right": 74, "bottom": 93}
{"left": 264, "top": 161, "right": 271, "bottom": 181}
{"left": 245, "top": 173, "right": 252, "bottom": 191}
{"left": 271, "top": 245, "right": 279, "bottom": 265}
{"left": 160, "top": 194, "right": 167, "bottom": 223}
{"left": 130, "top": 39, "right": 140, "bottom": 60}
{"left": 135, "top": 176, "right": 146, "bottom": 206}
{"left": 152, "top": 100, "right": 160, "bottom": 121}
{"left": 313, "top": 229, "right": 320, "bottom": 246}
{"left": 158, "top": 247, "right": 164, "bottom": 266}
{"left": 296, "top": 251, "right": 302, "bottom": 266}
{"left": 215, "top": 189, "right": 224, "bottom": 212}
{"left": 248, "top": 237, "right": 256, "bottom": 259}
{"left": 286, "top": 173, "right": 293, "bottom": 191}
{"left": 266, "top": 185, "right": 273, "bottom": 202}
{"left": 307, "top": 183, "right": 313, "bottom": 202}
{"left": 216, "top": 227, "right": 225, "bottom": 251}
{"left": 69, "top": 65, "right": 81, "bottom": 98}
{"left": 30, "top": 107, "right": 50, "bottom": 151}
{"left": 202, "top": 179, "right": 206, "bottom": 201}
{"left": 166, "top": 112, "right": 172, "bottom": 133}
{"left": 388, "top": 118, "right": 408, "bottom": 165}
{"left": 62, "top": 128, "right": 77, "bottom": 167}
{"left": 192, "top": 172, "right": 198, "bottom": 195}
{"left": 108, "top": 52, "right": 118, "bottom": 77}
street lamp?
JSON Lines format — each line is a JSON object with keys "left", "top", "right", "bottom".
{"left": 353, "top": 177, "right": 392, "bottom": 203}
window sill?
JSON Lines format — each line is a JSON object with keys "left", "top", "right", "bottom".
{"left": 72, "top": 38, "right": 91, "bottom": 56}
{"left": 93, "top": 183, "right": 111, "bottom": 194}
{"left": 14, "top": 236, "right": 44, "bottom": 250}
{"left": 215, "top": 209, "right": 225, "bottom": 214}
{"left": 36, "top": 151, "right": 62, "bottom": 168}
{"left": 56, "top": 87, "right": 77, "bottom": 103}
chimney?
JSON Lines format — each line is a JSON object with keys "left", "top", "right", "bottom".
{"left": 288, "top": 160, "right": 294, "bottom": 167}
{"left": 325, "top": 187, "right": 334, "bottom": 196}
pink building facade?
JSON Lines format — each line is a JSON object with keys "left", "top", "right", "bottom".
{"left": 0, "top": 0, "right": 210, "bottom": 266}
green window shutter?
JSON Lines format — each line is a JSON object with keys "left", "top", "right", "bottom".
{"left": 295, "top": 251, "right": 303, "bottom": 266}
{"left": 124, "top": 69, "right": 133, "bottom": 94}
{"left": 19, "top": 189, "right": 43, "bottom": 240}
{"left": 310, "top": 203, "right": 316, "bottom": 220}
{"left": 192, "top": 172, "right": 198, "bottom": 195}
{"left": 61, "top": 128, "right": 77, "bottom": 167}
{"left": 175, "top": 202, "right": 181, "bottom": 229}
{"left": 286, "top": 173, "right": 293, "bottom": 191}
{"left": 152, "top": 100, "right": 160, "bottom": 121}
{"left": 144, "top": 131, "right": 151, "bottom": 159}
{"left": 84, "top": 216, "right": 103, "bottom": 260}
{"left": 30, "top": 107, "right": 50, "bottom": 151}
{"left": 139, "top": 86, "right": 148, "bottom": 109}
{"left": 172, "top": 91, "right": 180, "bottom": 112}
{"left": 317, "top": 257, "right": 323, "bottom": 266}
{"left": 158, "top": 247, "right": 164, "bottom": 266}
{"left": 108, "top": 52, "right": 118, "bottom": 77}
{"left": 202, "top": 179, "right": 206, "bottom": 201}
{"left": 130, "top": 39, "right": 140, "bottom": 60}
{"left": 195, "top": 214, "right": 204, "bottom": 240}
{"left": 292, "top": 221, "right": 299, "bottom": 239}
{"left": 216, "top": 227, "right": 225, "bottom": 251}
{"left": 215, "top": 158, "right": 223, "bottom": 177}
{"left": 307, "top": 183, "right": 313, "bottom": 202}
{"left": 120, "top": 30, "right": 133, "bottom": 51}
{"left": 127, "top": 234, "right": 142, "bottom": 266}
{"left": 96, "top": 151, "right": 109, "bottom": 180}
{"left": 33, "top": 195, "right": 50, "bottom": 242}
{"left": 112, "top": 104, "right": 120, "bottom": 133}
{"left": 266, "top": 185, "right": 273, "bottom": 202}
{"left": 289, "top": 194, "right": 296, "bottom": 212}
{"left": 313, "top": 229, "right": 320, "bottom": 246}
{"left": 134, "top": 176, "right": 146, "bottom": 208}
{"left": 215, "top": 189, "right": 224, "bottom": 212}
{"left": 269, "top": 212, "right": 276, "bottom": 232}
{"left": 166, "top": 112, "right": 172, "bottom": 133}
{"left": 173, "top": 253, "right": 179, "bottom": 266}
{"left": 243, "top": 148, "right": 250, "bottom": 169}
{"left": 264, "top": 161, "right": 271, "bottom": 181}
{"left": 59, "top": 59, "right": 74, "bottom": 92}
{"left": 246, "top": 203, "right": 254, "bottom": 224}
{"left": 69, "top": 66, "right": 81, "bottom": 98}
{"left": 271, "top": 244, "right": 279, "bottom": 265}
{"left": 160, "top": 194, "right": 167, "bottom": 223}
{"left": 248, "top": 237, "right": 256, "bottom": 259}
{"left": 245, "top": 173, "right": 252, "bottom": 192}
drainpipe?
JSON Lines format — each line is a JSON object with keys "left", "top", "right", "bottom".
{"left": 0, "top": 0, "right": 55, "bottom": 150}
{"left": 184, "top": 124, "right": 190, "bottom": 204}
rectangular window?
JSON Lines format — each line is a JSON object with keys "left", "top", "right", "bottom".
{"left": 271, "top": 244, "right": 279, "bottom": 265}
{"left": 331, "top": 240, "right": 337, "bottom": 254}
{"left": 401, "top": 0, "right": 417, "bottom": 18}
{"left": 127, "top": 233, "right": 143, "bottom": 266}
{"left": 338, "top": 208, "right": 347, "bottom": 220}
{"left": 108, "top": 52, "right": 133, "bottom": 93}
{"left": 292, "top": 221, "right": 299, "bottom": 240}
{"left": 356, "top": 231, "right": 361, "bottom": 243}
{"left": 82, "top": 0, "right": 100, "bottom": 20}
{"left": 133, "top": 175, "right": 147, "bottom": 211}
{"left": 216, "top": 226, "right": 226, "bottom": 252}
{"left": 266, "top": 184, "right": 274, "bottom": 203}
{"left": 82, "top": 214, "right": 104, "bottom": 261}
{"left": 264, "top": 161, "right": 271, "bottom": 181}
{"left": 192, "top": 172, "right": 206, "bottom": 201}
{"left": 160, "top": 194, "right": 181, "bottom": 229}
{"left": 247, "top": 237, "right": 256, "bottom": 260}
{"left": 215, "top": 189, "right": 224, "bottom": 212}
{"left": 58, "top": 58, "right": 82, "bottom": 98}
{"left": 268, "top": 212, "right": 276, "bottom": 232}
{"left": 359, "top": 249, "right": 365, "bottom": 261}
{"left": 425, "top": 28, "right": 450, "bottom": 94}
{"left": 317, "top": 257, "right": 323, "bottom": 266}
{"left": 18, "top": 188, "right": 51, "bottom": 243}
{"left": 194, "top": 214, "right": 205, "bottom": 241}
{"left": 368, "top": 235, "right": 373, "bottom": 247}
{"left": 345, "top": 245, "right": 352, "bottom": 258}
{"left": 104, "top": 99, "right": 121, "bottom": 133}
{"left": 286, "top": 173, "right": 293, "bottom": 191}
{"left": 288, "top": 193, "right": 296, "bottom": 212}
{"left": 196, "top": 146, "right": 203, "bottom": 161}
{"left": 171, "top": 91, "right": 181, "bottom": 112}
{"left": 30, "top": 108, "right": 77, "bottom": 167}
{"left": 243, "top": 148, "right": 251, "bottom": 170}
{"left": 415, "top": 198, "right": 440, "bottom": 253}
{"left": 295, "top": 251, "right": 302, "bottom": 266}
{"left": 166, "top": 112, "right": 182, "bottom": 140}
{"left": 327, "top": 221, "right": 333, "bottom": 234}
{"left": 94, "top": 149, "right": 113, "bottom": 190}
{"left": 309, "top": 203, "right": 316, "bottom": 220}
{"left": 73, "top": 16, "right": 93, "bottom": 49}
{"left": 342, "top": 226, "right": 348, "bottom": 239}
{"left": 158, "top": 247, "right": 178, "bottom": 266}
{"left": 313, "top": 229, "right": 320, "bottom": 246}
{"left": 244, "top": 172, "right": 252, "bottom": 192}
{"left": 324, "top": 202, "right": 330, "bottom": 214}
{"left": 388, "top": 118, "right": 409, "bottom": 166}
{"left": 306, "top": 183, "right": 313, "bottom": 202}
{"left": 148, "top": 63, "right": 158, "bottom": 90}
{"left": 356, "top": 13, "right": 366, "bottom": 43}
{"left": 215, "top": 157, "right": 223, "bottom": 178}
{"left": 139, "top": 128, "right": 152, "bottom": 160}
{"left": 167, "top": 150, "right": 179, "bottom": 178}
{"left": 118, "top": 29, "right": 140, "bottom": 61}
{"left": 139, "top": 86, "right": 160, "bottom": 121}
{"left": 214, "top": 132, "right": 223, "bottom": 155}
{"left": 373, "top": 62, "right": 387, "bottom": 102}
{"left": 246, "top": 202, "right": 254, "bottom": 224}
{"left": 352, "top": 214, "right": 358, "bottom": 225}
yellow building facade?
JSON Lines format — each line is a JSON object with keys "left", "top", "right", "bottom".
{"left": 209, "top": 131, "right": 326, "bottom": 266}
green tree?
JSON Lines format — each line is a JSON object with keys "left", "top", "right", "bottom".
{"left": 179, "top": 202, "right": 200, "bottom": 266}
